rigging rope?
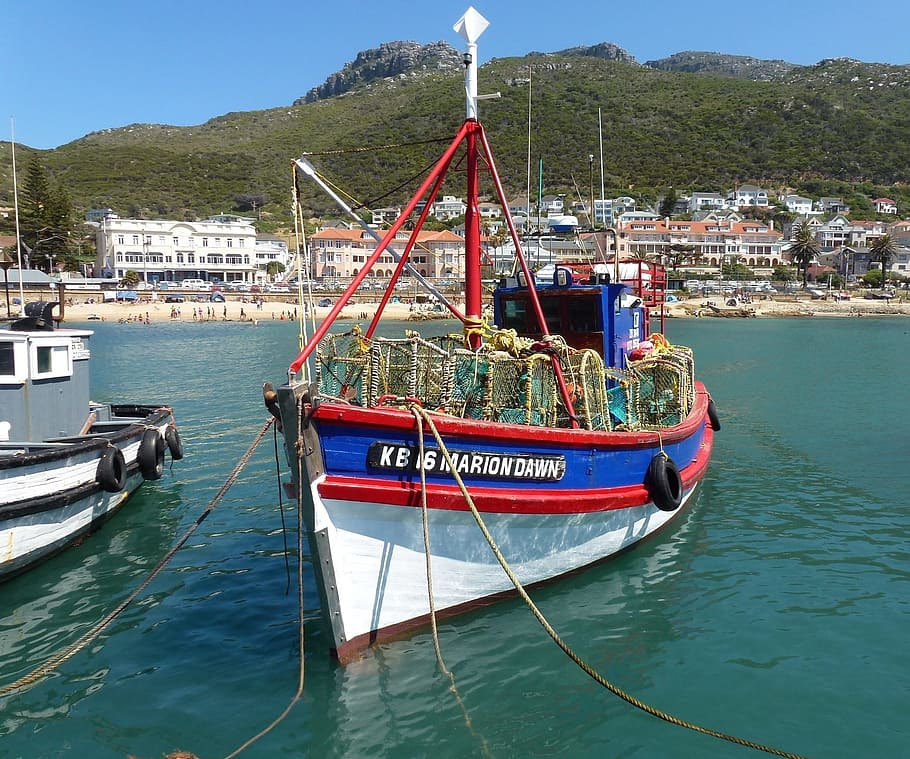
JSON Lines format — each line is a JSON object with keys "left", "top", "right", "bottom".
{"left": 408, "top": 403, "right": 807, "bottom": 759}
{"left": 222, "top": 402, "right": 309, "bottom": 759}
{"left": 413, "top": 408, "right": 494, "bottom": 759}
{"left": 0, "top": 419, "right": 275, "bottom": 697}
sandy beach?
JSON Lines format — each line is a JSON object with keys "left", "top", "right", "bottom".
{"left": 7, "top": 292, "right": 909, "bottom": 326}
{"left": 54, "top": 296, "right": 439, "bottom": 325}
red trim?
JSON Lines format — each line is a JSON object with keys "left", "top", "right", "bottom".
{"left": 317, "top": 422, "right": 713, "bottom": 515}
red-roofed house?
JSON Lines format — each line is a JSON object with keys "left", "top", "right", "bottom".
{"left": 873, "top": 198, "right": 898, "bottom": 214}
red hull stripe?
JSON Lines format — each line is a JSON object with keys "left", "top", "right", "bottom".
{"left": 318, "top": 422, "right": 714, "bottom": 514}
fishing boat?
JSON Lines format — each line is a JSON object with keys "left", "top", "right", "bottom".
{"left": 0, "top": 297, "right": 184, "bottom": 580}
{"left": 266, "top": 7, "right": 718, "bottom": 663}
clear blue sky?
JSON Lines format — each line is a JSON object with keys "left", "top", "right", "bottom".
{"left": 8, "top": 1, "right": 909, "bottom": 150}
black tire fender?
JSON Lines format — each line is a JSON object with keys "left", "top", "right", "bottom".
{"left": 707, "top": 398, "right": 721, "bottom": 431}
{"left": 165, "top": 425, "right": 184, "bottom": 460}
{"left": 645, "top": 453, "right": 683, "bottom": 512}
{"left": 138, "top": 428, "right": 165, "bottom": 480}
{"left": 97, "top": 446, "right": 127, "bottom": 493}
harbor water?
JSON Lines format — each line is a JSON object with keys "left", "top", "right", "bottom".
{"left": 1, "top": 315, "right": 908, "bottom": 758}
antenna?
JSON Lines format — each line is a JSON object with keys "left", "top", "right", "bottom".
{"left": 453, "top": 6, "right": 489, "bottom": 120}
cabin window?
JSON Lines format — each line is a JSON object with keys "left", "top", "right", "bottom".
{"left": 0, "top": 342, "right": 14, "bottom": 375}
{"left": 540, "top": 297, "right": 561, "bottom": 333}
{"left": 499, "top": 298, "right": 528, "bottom": 330}
{"left": 30, "top": 338, "right": 73, "bottom": 380}
{"left": 567, "top": 297, "right": 603, "bottom": 333}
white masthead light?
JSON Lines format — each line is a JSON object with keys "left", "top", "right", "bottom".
{"left": 453, "top": 7, "right": 489, "bottom": 120}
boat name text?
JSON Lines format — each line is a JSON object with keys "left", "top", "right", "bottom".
{"left": 367, "top": 442, "right": 566, "bottom": 481}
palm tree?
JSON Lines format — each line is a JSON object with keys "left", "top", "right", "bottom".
{"left": 787, "top": 221, "right": 820, "bottom": 286}
{"left": 869, "top": 234, "right": 898, "bottom": 290}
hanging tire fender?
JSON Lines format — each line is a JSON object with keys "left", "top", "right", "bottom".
{"left": 97, "top": 446, "right": 127, "bottom": 493}
{"left": 707, "top": 397, "right": 721, "bottom": 431}
{"left": 138, "top": 428, "right": 165, "bottom": 480}
{"left": 165, "top": 424, "right": 184, "bottom": 460}
{"left": 645, "top": 453, "right": 683, "bottom": 512}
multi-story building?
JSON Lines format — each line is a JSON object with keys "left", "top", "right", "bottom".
{"left": 432, "top": 196, "right": 467, "bottom": 221}
{"left": 730, "top": 185, "right": 770, "bottom": 208}
{"left": 783, "top": 195, "right": 814, "bottom": 215}
{"left": 309, "top": 226, "right": 466, "bottom": 280}
{"left": 94, "top": 216, "right": 266, "bottom": 285}
{"left": 688, "top": 192, "right": 726, "bottom": 213}
{"left": 619, "top": 218, "right": 785, "bottom": 269}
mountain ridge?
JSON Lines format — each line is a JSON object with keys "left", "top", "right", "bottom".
{"left": 2, "top": 42, "right": 909, "bottom": 224}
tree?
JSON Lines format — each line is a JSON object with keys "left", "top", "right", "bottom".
{"left": 869, "top": 234, "right": 897, "bottom": 289}
{"left": 658, "top": 187, "right": 678, "bottom": 219}
{"left": 19, "top": 157, "right": 74, "bottom": 271}
{"left": 664, "top": 243, "right": 697, "bottom": 271}
{"left": 121, "top": 270, "right": 140, "bottom": 288}
{"left": 787, "top": 221, "right": 820, "bottom": 286}
{"left": 266, "top": 260, "right": 286, "bottom": 280}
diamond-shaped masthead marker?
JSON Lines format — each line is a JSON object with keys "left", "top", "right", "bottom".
{"left": 453, "top": 6, "right": 489, "bottom": 44}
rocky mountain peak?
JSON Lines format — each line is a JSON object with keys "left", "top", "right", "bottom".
{"left": 296, "top": 41, "right": 463, "bottom": 104}
{"left": 644, "top": 51, "right": 797, "bottom": 81}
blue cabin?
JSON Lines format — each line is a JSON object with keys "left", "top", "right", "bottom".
{"left": 492, "top": 266, "right": 650, "bottom": 370}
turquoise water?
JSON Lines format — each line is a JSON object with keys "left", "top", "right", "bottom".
{"left": 1, "top": 316, "right": 909, "bottom": 758}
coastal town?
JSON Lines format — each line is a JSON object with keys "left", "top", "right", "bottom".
{"left": 2, "top": 181, "right": 909, "bottom": 322}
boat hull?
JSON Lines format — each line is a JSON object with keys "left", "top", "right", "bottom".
{"left": 278, "top": 383, "right": 714, "bottom": 663}
{"left": 0, "top": 406, "right": 177, "bottom": 580}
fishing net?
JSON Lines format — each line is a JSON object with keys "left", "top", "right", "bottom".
{"left": 315, "top": 327, "right": 371, "bottom": 404}
{"left": 626, "top": 341, "right": 696, "bottom": 429}
{"left": 369, "top": 333, "right": 451, "bottom": 408}
{"left": 440, "top": 349, "right": 558, "bottom": 425}
{"left": 313, "top": 326, "right": 696, "bottom": 432}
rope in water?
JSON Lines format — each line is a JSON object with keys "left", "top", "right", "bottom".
{"left": 222, "top": 405, "right": 309, "bottom": 759}
{"left": 0, "top": 419, "right": 275, "bottom": 698}
{"left": 408, "top": 404, "right": 807, "bottom": 759}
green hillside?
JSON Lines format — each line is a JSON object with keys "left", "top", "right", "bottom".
{"left": 2, "top": 53, "right": 909, "bottom": 226}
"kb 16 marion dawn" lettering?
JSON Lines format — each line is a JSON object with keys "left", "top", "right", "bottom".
{"left": 366, "top": 442, "right": 566, "bottom": 481}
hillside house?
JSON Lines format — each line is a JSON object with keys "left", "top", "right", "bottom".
{"left": 432, "top": 196, "right": 466, "bottom": 221}
{"left": 873, "top": 198, "right": 898, "bottom": 214}
{"left": 730, "top": 185, "right": 770, "bottom": 208}
{"left": 783, "top": 194, "right": 813, "bottom": 215}
{"left": 688, "top": 192, "right": 725, "bottom": 213}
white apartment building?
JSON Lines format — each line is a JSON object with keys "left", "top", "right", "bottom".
{"left": 730, "top": 185, "right": 770, "bottom": 208}
{"left": 95, "top": 216, "right": 264, "bottom": 285}
{"left": 783, "top": 195, "right": 814, "bottom": 215}
{"left": 433, "top": 196, "right": 467, "bottom": 221}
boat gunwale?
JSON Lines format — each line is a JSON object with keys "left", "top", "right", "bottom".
{"left": 301, "top": 383, "right": 712, "bottom": 449}
{"left": 0, "top": 406, "right": 172, "bottom": 471}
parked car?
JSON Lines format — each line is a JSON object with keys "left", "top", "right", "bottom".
{"left": 317, "top": 298, "right": 333, "bottom": 307}
{"left": 164, "top": 295, "right": 185, "bottom": 303}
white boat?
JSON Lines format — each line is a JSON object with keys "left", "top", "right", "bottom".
{"left": 1, "top": 299, "right": 184, "bottom": 580}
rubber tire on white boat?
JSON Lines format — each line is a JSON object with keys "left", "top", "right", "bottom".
{"left": 165, "top": 425, "right": 184, "bottom": 460}
{"left": 645, "top": 453, "right": 683, "bottom": 512}
{"left": 138, "top": 429, "right": 165, "bottom": 480}
{"left": 97, "top": 447, "right": 127, "bottom": 492}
